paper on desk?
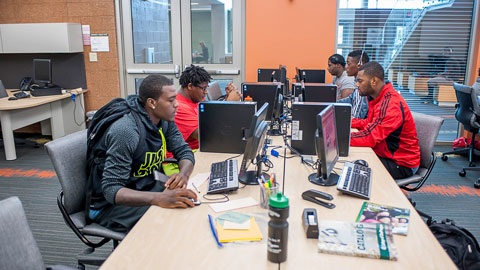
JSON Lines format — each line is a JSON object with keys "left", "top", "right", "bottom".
{"left": 209, "top": 197, "right": 258, "bottom": 213}
{"left": 223, "top": 219, "right": 251, "bottom": 230}
{"left": 216, "top": 211, "right": 251, "bottom": 227}
{"left": 187, "top": 172, "right": 209, "bottom": 190}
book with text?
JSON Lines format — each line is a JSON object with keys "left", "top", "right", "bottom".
{"left": 318, "top": 220, "right": 398, "bottom": 260}
{"left": 356, "top": 201, "right": 410, "bottom": 235}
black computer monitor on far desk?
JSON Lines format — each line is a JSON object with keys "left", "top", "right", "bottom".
{"left": 239, "top": 103, "right": 270, "bottom": 185}
{"left": 292, "top": 83, "right": 337, "bottom": 103}
{"left": 257, "top": 68, "right": 280, "bottom": 82}
{"left": 33, "top": 59, "right": 56, "bottom": 88}
{"left": 308, "top": 104, "right": 339, "bottom": 186}
{"left": 297, "top": 69, "right": 326, "bottom": 83}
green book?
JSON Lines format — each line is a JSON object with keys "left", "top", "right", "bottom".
{"left": 356, "top": 201, "right": 411, "bottom": 235}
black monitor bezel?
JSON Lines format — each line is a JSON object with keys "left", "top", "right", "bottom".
{"left": 33, "top": 59, "right": 52, "bottom": 84}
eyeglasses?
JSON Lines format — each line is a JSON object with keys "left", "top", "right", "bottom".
{"left": 196, "top": 84, "right": 208, "bottom": 92}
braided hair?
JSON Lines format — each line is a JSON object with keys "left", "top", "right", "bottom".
{"left": 179, "top": 64, "right": 212, "bottom": 88}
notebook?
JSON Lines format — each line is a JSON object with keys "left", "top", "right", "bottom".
{"left": 216, "top": 217, "right": 263, "bottom": 243}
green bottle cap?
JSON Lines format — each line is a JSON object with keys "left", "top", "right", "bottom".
{"left": 269, "top": 192, "right": 289, "bottom": 208}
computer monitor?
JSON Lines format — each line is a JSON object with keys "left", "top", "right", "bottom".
{"left": 292, "top": 83, "right": 337, "bottom": 102}
{"left": 0, "top": 80, "right": 7, "bottom": 98}
{"left": 198, "top": 101, "right": 256, "bottom": 154}
{"left": 238, "top": 119, "right": 270, "bottom": 185}
{"left": 308, "top": 104, "right": 339, "bottom": 186}
{"left": 278, "top": 65, "right": 289, "bottom": 96}
{"left": 33, "top": 59, "right": 52, "bottom": 88}
{"left": 268, "top": 85, "right": 283, "bottom": 136}
{"left": 257, "top": 68, "right": 280, "bottom": 82}
{"left": 245, "top": 102, "right": 269, "bottom": 139}
{"left": 297, "top": 69, "right": 326, "bottom": 83}
{"left": 291, "top": 102, "right": 351, "bottom": 157}
{"left": 242, "top": 82, "right": 281, "bottom": 120}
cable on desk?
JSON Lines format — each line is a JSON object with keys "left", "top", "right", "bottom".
{"left": 225, "top": 153, "right": 242, "bottom": 161}
{"left": 202, "top": 193, "right": 230, "bottom": 204}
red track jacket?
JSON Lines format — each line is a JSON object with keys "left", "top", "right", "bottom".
{"left": 350, "top": 83, "right": 420, "bottom": 168}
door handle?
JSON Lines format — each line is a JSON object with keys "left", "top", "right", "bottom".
{"left": 205, "top": 69, "right": 240, "bottom": 75}
{"left": 174, "top": 64, "right": 180, "bottom": 78}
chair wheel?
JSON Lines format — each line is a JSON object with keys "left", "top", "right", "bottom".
{"left": 459, "top": 170, "right": 467, "bottom": 177}
{"left": 441, "top": 155, "right": 448, "bottom": 161}
{"left": 470, "top": 162, "right": 476, "bottom": 167}
{"left": 475, "top": 180, "right": 480, "bottom": 189}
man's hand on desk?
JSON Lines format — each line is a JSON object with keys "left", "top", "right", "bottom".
{"left": 165, "top": 172, "right": 188, "bottom": 189}
{"left": 151, "top": 188, "right": 197, "bottom": 208}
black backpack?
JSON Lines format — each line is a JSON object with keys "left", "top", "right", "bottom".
{"left": 85, "top": 97, "right": 146, "bottom": 222}
{"left": 422, "top": 212, "right": 480, "bottom": 270}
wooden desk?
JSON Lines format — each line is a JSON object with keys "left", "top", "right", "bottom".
{"left": 100, "top": 138, "right": 455, "bottom": 270}
{"left": 0, "top": 89, "right": 86, "bottom": 160}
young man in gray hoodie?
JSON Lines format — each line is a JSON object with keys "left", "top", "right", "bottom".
{"left": 91, "top": 75, "right": 197, "bottom": 233}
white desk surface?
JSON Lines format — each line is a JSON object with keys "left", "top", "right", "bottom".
{"left": 100, "top": 137, "right": 455, "bottom": 270}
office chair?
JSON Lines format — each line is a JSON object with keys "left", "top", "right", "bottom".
{"left": 45, "top": 130, "right": 126, "bottom": 269}
{"left": 395, "top": 112, "right": 444, "bottom": 191}
{"left": 0, "top": 196, "right": 76, "bottom": 270}
{"left": 441, "top": 83, "right": 480, "bottom": 188}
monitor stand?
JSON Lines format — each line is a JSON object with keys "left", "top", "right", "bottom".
{"left": 238, "top": 155, "right": 270, "bottom": 185}
{"left": 308, "top": 172, "right": 339, "bottom": 186}
{"left": 239, "top": 170, "right": 270, "bottom": 185}
{"left": 268, "top": 121, "right": 282, "bottom": 136}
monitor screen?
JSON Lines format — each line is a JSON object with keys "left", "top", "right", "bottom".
{"left": 33, "top": 59, "right": 52, "bottom": 84}
{"left": 308, "top": 104, "right": 339, "bottom": 186}
{"left": 271, "top": 85, "right": 284, "bottom": 121}
{"left": 317, "top": 105, "right": 339, "bottom": 179}
{"left": 241, "top": 82, "right": 279, "bottom": 119}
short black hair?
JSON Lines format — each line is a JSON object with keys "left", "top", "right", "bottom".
{"left": 358, "top": 61, "right": 384, "bottom": 81}
{"left": 138, "top": 74, "right": 173, "bottom": 106}
{"left": 329, "top": 54, "right": 346, "bottom": 67}
{"left": 179, "top": 64, "right": 211, "bottom": 88}
{"left": 348, "top": 50, "right": 370, "bottom": 66}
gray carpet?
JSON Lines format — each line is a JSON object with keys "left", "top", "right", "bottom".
{"left": 0, "top": 142, "right": 479, "bottom": 268}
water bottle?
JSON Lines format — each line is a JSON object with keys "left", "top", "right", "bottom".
{"left": 267, "top": 192, "right": 289, "bottom": 263}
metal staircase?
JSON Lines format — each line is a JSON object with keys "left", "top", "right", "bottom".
{"left": 380, "top": 0, "right": 455, "bottom": 70}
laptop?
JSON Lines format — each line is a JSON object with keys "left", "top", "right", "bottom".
{"left": 206, "top": 82, "right": 224, "bottom": 101}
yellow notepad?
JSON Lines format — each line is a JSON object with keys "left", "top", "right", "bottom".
{"left": 216, "top": 217, "right": 263, "bottom": 243}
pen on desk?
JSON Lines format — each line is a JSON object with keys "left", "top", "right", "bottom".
{"left": 192, "top": 183, "right": 200, "bottom": 193}
{"left": 208, "top": 214, "right": 223, "bottom": 248}
{"left": 260, "top": 174, "right": 266, "bottom": 184}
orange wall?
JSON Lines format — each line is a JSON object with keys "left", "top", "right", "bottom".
{"left": 245, "top": 0, "right": 338, "bottom": 84}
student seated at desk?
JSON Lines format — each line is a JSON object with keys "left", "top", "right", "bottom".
{"left": 327, "top": 53, "right": 355, "bottom": 99}
{"left": 90, "top": 75, "right": 197, "bottom": 233}
{"left": 173, "top": 65, "right": 241, "bottom": 151}
{"left": 350, "top": 61, "right": 420, "bottom": 180}
{"left": 338, "top": 50, "right": 370, "bottom": 119}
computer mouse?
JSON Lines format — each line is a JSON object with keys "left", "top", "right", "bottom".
{"left": 8, "top": 96, "right": 17, "bottom": 100}
{"left": 353, "top": 159, "right": 369, "bottom": 167}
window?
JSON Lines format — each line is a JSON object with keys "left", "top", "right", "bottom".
{"left": 336, "top": 0, "right": 477, "bottom": 141}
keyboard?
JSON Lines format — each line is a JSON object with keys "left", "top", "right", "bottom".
{"left": 207, "top": 159, "right": 239, "bottom": 194}
{"left": 336, "top": 162, "right": 372, "bottom": 199}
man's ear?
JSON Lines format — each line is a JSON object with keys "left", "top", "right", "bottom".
{"left": 187, "top": 83, "right": 195, "bottom": 91}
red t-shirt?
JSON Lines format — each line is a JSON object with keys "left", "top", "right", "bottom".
{"left": 175, "top": 93, "right": 199, "bottom": 150}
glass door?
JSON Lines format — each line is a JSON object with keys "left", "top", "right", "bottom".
{"left": 120, "top": 0, "right": 243, "bottom": 96}
{"left": 122, "top": 0, "right": 183, "bottom": 94}
{"left": 181, "top": 0, "right": 243, "bottom": 90}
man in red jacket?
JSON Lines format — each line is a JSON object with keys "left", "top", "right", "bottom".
{"left": 350, "top": 61, "right": 420, "bottom": 179}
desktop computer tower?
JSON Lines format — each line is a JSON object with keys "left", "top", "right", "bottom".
{"left": 291, "top": 102, "right": 351, "bottom": 157}
{"left": 198, "top": 101, "right": 256, "bottom": 154}
{"left": 257, "top": 68, "right": 280, "bottom": 82}
{"left": 241, "top": 82, "right": 282, "bottom": 120}
{"left": 292, "top": 83, "right": 337, "bottom": 103}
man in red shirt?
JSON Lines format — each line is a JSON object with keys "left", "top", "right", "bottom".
{"left": 175, "top": 65, "right": 241, "bottom": 150}
{"left": 350, "top": 61, "right": 420, "bottom": 179}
